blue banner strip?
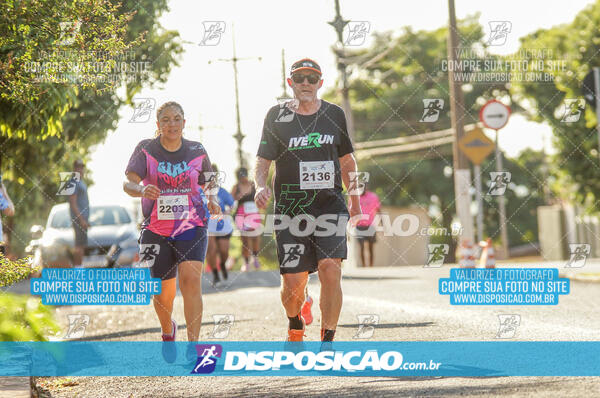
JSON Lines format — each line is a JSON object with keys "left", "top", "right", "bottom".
{"left": 1, "top": 341, "right": 599, "bottom": 377}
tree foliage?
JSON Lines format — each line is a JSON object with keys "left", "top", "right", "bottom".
{"left": 0, "top": 0, "right": 183, "bottom": 254}
{"left": 512, "top": 0, "right": 600, "bottom": 208}
{"left": 326, "top": 15, "right": 547, "bottom": 257}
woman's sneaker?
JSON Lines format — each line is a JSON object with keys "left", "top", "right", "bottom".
{"left": 253, "top": 256, "right": 261, "bottom": 270}
{"left": 161, "top": 319, "right": 177, "bottom": 363}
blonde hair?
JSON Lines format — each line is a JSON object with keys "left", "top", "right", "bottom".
{"left": 155, "top": 101, "right": 185, "bottom": 137}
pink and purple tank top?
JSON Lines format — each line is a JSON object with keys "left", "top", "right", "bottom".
{"left": 125, "top": 137, "right": 212, "bottom": 237}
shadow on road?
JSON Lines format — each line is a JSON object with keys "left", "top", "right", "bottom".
{"left": 148, "top": 375, "right": 568, "bottom": 398}
{"left": 200, "top": 271, "right": 282, "bottom": 295}
{"left": 77, "top": 319, "right": 250, "bottom": 341}
{"left": 341, "top": 275, "right": 413, "bottom": 281}
{"left": 337, "top": 322, "right": 434, "bottom": 329}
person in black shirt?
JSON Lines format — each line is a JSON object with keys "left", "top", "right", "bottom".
{"left": 254, "top": 58, "right": 362, "bottom": 344}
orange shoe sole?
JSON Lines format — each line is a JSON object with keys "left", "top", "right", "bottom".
{"left": 286, "top": 315, "right": 306, "bottom": 342}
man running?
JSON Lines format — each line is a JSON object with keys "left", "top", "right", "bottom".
{"left": 254, "top": 58, "right": 361, "bottom": 343}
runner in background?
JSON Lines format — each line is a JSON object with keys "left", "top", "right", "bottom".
{"left": 232, "top": 167, "right": 261, "bottom": 271}
{"left": 206, "top": 164, "right": 234, "bottom": 286}
{"left": 355, "top": 182, "right": 381, "bottom": 267}
{"left": 123, "top": 101, "right": 221, "bottom": 363}
{"left": 0, "top": 174, "right": 15, "bottom": 255}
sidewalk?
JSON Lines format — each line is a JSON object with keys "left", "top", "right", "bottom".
{"left": 0, "top": 377, "right": 30, "bottom": 398}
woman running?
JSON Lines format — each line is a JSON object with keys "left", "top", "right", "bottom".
{"left": 232, "top": 167, "right": 261, "bottom": 271}
{"left": 123, "top": 101, "right": 220, "bottom": 362}
{"left": 205, "top": 164, "right": 234, "bottom": 286}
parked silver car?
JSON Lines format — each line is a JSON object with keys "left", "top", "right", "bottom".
{"left": 29, "top": 203, "right": 139, "bottom": 268}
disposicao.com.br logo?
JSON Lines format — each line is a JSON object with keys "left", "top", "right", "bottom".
{"left": 221, "top": 350, "right": 440, "bottom": 373}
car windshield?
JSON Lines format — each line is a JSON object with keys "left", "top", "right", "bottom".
{"left": 50, "top": 206, "right": 132, "bottom": 228}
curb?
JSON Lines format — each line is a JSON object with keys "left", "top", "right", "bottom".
{"left": 559, "top": 272, "right": 600, "bottom": 283}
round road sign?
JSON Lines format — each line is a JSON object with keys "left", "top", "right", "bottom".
{"left": 479, "top": 100, "right": 510, "bottom": 130}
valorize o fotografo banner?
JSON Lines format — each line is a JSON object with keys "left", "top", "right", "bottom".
{"left": 439, "top": 268, "right": 570, "bottom": 305}
{"left": 30, "top": 268, "right": 161, "bottom": 305}
{"left": 2, "top": 342, "right": 600, "bottom": 377}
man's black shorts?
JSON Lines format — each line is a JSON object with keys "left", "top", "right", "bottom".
{"left": 275, "top": 215, "right": 348, "bottom": 274}
{"left": 139, "top": 227, "right": 208, "bottom": 280}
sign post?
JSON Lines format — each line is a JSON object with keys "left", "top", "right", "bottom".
{"left": 582, "top": 68, "right": 600, "bottom": 164}
{"left": 458, "top": 127, "right": 495, "bottom": 244}
{"left": 480, "top": 100, "right": 511, "bottom": 258}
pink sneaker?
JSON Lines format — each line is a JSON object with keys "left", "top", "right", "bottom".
{"left": 253, "top": 256, "right": 261, "bottom": 270}
{"left": 161, "top": 319, "right": 177, "bottom": 363}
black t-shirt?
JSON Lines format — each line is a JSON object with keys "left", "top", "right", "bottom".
{"left": 257, "top": 100, "right": 354, "bottom": 217}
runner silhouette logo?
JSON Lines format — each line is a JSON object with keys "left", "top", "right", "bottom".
{"left": 281, "top": 244, "right": 305, "bottom": 269}
{"left": 57, "top": 172, "right": 80, "bottom": 196}
{"left": 420, "top": 99, "right": 444, "bottom": 122}
{"left": 275, "top": 99, "right": 297, "bottom": 123}
{"left": 191, "top": 344, "right": 223, "bottom": 374}
{"left": 487, "top": 21, "right": 512, "bottom": 46}
{"left": 426, "top": 244, "right": 449, "bottom": 268}
{"left": 138, "top": 244, "right": 160, "bottom": 267}
{"left": 487, "top": 172, "right": 511, "bottom": 196}
{"left": 565, "top": 244, "right": 590, "bottom": 268}
{"left": 560, "top": 99, "right": 585, "bottom": 123}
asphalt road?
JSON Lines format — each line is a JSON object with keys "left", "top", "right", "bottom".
{"left": 6, "top": 260, "right": 600, "bottom": 397}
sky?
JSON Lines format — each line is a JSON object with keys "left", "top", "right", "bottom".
{"left": 87, "top": 0, "right": 595, "bottom": 204}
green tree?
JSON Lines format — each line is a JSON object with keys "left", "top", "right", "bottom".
{"left": 0, "top": 254, "right": 59, "bottom": 341}
{"left": 512, "top": 0, "right": 600, "bottom": 209}
{"left": 326, "top": 15, "right": 550, "bottom": 260}
{"left": 0, "top": 0, "right": 183, "bottom": 254}
{"left": 326, "top": 16, "right": 507, "bottom": 261}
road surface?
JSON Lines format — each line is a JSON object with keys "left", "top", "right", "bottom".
{"left": 4, "top": 261, "right": 600, "bottom": 397}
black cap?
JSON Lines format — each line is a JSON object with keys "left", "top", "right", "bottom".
{"left": 290, "top": 58, "right": 321, "bottom": 76}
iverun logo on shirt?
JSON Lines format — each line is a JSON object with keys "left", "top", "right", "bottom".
{"left": 288, "top": 132, "right": 334, "bottom": 150}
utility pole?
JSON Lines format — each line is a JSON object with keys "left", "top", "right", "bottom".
{"left": 328, "top": 0, "right": 356, "bottom": 142}
{"left": 447, "top": 0, "right": 475, "bottom": 247}
{"left": 494, "top": 132, "right": 509, "bottom": 257}
{"left": 208, "top": 25, "right": 261, "bottom": 170}
{"left": 277, "top": 49, "right": 291, "bottom": 101}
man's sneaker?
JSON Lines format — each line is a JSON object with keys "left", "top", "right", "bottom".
{"left": 286, "top": 315, "right": 306, "bottom": 342}
{"left": 161, "top": 319, "right": 177, "bottom": 363}
{"left": 212, "top": 275, "right": 221, "bottom": 287}
{"left": 301, "top": 295, "right": 313, "bottom": 326}
{"left": 320, "top": 341, "right": 334, "bottom": 352}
